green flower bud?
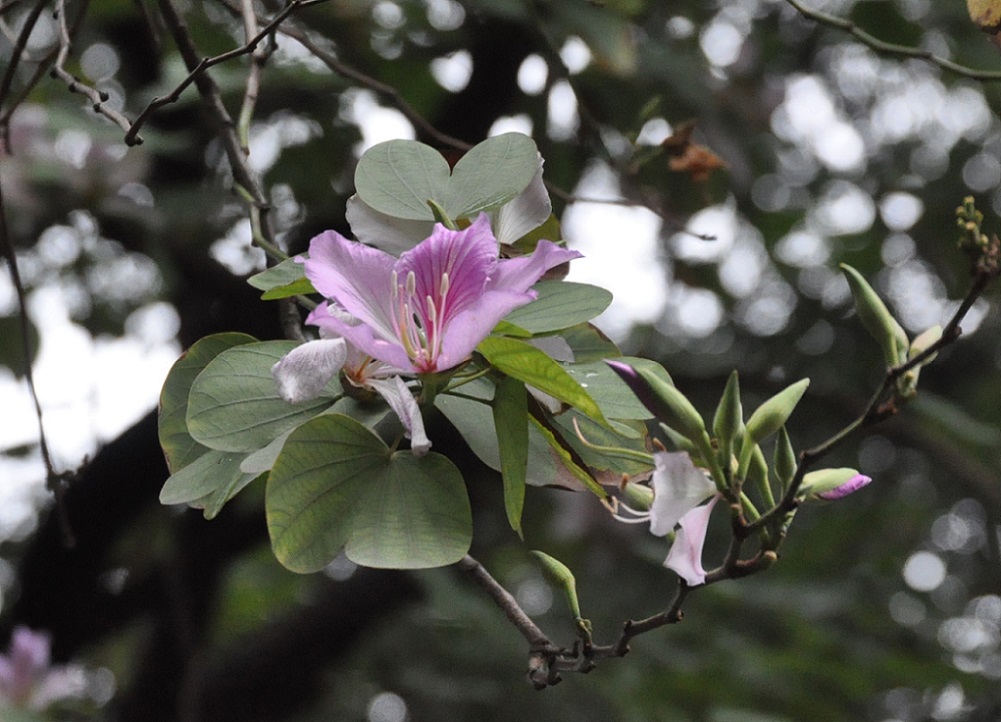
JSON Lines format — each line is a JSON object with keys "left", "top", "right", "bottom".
{"left": 607, "top": 361, "right": 706, "bottom": 443}
{"left": 744, "top": 378, "right": 810, "bottom": 446}
{"left": 773, "top": 426, "right": 797, "bottom": 490}
{"left": 840, "top": 263, "right": 909, "bottom": 367}
{"left": 530, "top": 550, "right": 582, "bottom": 620}
{"left": 713, "top": 370, "right": 743, "bottom": 451}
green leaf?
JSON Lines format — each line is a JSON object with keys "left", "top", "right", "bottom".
{"left": 159, "top": 333, "right": 257, "bottom": 474}
{"left": 560, "top": 323, "right": 621, "bottom": 362}
{"left": 443, "top": 133, "right": 539, "bottom": 217}
{"left": 552, "top": 411, "right": 653, "bottom": 477}
{"left": 478, "top": 336, "right": 606, "bottom": 423}
{"left": 504, "top": 281, "right": 613, "bottom": 334}
{"left": 247, "top": 258, "right": 315, "bottom": 299}
{"left": 267, "top": 414, "right": 472, "bottom": 571}
{"left": 354, "top": 140, "right": 452, "bottom": 220}
{"left": 353, "top": 134, "right": 539, "bottom": 222}
{"left": 159, "top": 448, "right": 260, "bottom": 519}
{"left": 187, "top": 341, "right": 340, "bottom": 452}
{"left": 564, "top": 357, "right": 671, "bottom": 420}
{"left": 493, "top": 376, "right": 528, "bottom": 536}
{"left": 528, "top": 415, "right": 607, "bottom": 497}
{"left": 436, "top": 383, "right": 563, "bottom": 488}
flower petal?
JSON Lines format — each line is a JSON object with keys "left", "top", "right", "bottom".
{"left": 397, "top": 213, "right": 498, "bottom": 324}
{"left": 489, "top": 239, "right": 582, "bottom": 294}
{"left": 304, "top": 230, "right": 399, "bottom": 342}
{"left": 345, "top": 194, "right": 435, "bottom": 255}
{"left": 490, "top": 155, "right": 552, "bottom": 245}
{"left": 435, "top": 288, "right": 536, "bottom": 369}
{"left": 664, "top": 494, "right": 721, "bottom": 587}
{"left": 271, "top": 338, "right": 347, "bottom": 403}
{"left": 366, "top": 376, "right": 431, "bottom": 456}
{"left": 307, "top": 304, "right": 415, "bottom": 373}
{"left": 648, "top": 451, "right": 717, "bottom": 537}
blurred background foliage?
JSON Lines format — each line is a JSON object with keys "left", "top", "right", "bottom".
{"left": 1, "top": 0, "right": 1000, "bottom": 720}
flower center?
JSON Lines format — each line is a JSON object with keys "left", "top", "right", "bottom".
{"left": 392, "top": 269, "right": 451, "bottom": 372}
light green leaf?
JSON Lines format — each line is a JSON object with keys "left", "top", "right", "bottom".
{"left": 267, "top": 414, "right": 472, "bottom": 571}
{"left": 159, "top": 333, "right": 257, "bottom": 474}
{"left": 247, "top": 258, "right": 315, "bottom": 299}
{"left": 504, "top": 281, "right": 613, "bottom": 334}
{"left": 560, "top": 323, "right": 621, "bottom": 362}
{"left": 493, "top": 376, "right": 528, "bottom": 536}
{"left": 353, "top": 134, "right": 539, "bottom": 223}
{"left": 552, "top": 411, "right": 654, "bottom": 477}
{"left": 436, "top": 383, "right": 561, "bottom": 487}
{"left": 443, "top": 133, "right": 539, "bottom": 217}
{"left": 187, "top": 341, "right": 340, "bottom": 452}
{"left": 478, "top": 336, "right": 606, "bottom": 423}
{"left": 564, "top": 357, "right": 671, "bottom": 420}
{"left": 159, "top": 448, "right": 260, "bottom": 519}
{"left": 354, "top": 140, "right": 451, "bottom": 220}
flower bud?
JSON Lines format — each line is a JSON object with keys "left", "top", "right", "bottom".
{"left": 800, "top": 468, "right": 871, "bottom": 499}
{"left": 773, "top": 426, "right": 797, "bottom": 490}
{"left": 530, "top": 550, "right": 582, "bottom": 620}
{"left": 712, "top": 370, "right": 743, "bottom": 451}
{"left": 744, "top": 378, "right": 810, "bottom": 447}
{"left": 840, "top": 263, "right": 909, "bottom": 367}
{"left": 606, "top": 361, "right": 706, "bottom": 443}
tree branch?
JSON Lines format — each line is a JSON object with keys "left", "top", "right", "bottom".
{"left": 783, "top": 0, "right": 1001, "bottom": 81}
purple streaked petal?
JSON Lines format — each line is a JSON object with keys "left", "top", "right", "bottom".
{"left": 398, "top": 214, "right": 498, "bottom": 324}
{"left": 489, "top": 239, "right": 582, "bottom": 294}
{"left": 817, "top": 473, "right": 872, "bottom": 500}
{"left": 648, "top": 451, "right": 717, "bottom": 537}
{"left": 271, "top": 338, "right": 347, "bottom": 404}
{"left": 366, "top": 376, "right": 431, "bottom": 456}
{"left": 307, "top": 304, "right": 416, "bottom": 373}
{"left": 304, "top": 230, "right": 398, "bottom": 342}
{"left": 664, "top": 494, "right": 721, "bottom": 587}
{"left": 435, "top": 288, "right": 536, "bottom": 369}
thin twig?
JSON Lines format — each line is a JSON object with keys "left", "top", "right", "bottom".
{"left": 0, "top": 164, "right": 76, "bottom": 547}
{"left": 125, "top": 0, "right": 314, "bottom": 146}
{"left": 783, "top": 0, "right": 1001, "bottom": 81}
{"left": 49, "top": 0, "right": 137, "bottom": 138}
{"left": 0, "top": 0, "right": 47, "bottom": 152}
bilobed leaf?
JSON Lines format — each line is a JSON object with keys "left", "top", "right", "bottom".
{"left": 353, "top": 134, "right": 540, "bottom": 224}
{"left": 187, "top": 341, "right": 340, "bottom": 452}
{"left": 504, "top": 281, "right": 613, "bottom": 334}
{"left": 478, "top": 336, "right": 606, "bottom": 423}
{"left": 354, "top": 140, "right": 451, "bottom": 220}
{"left": 493, "top": 376, "right": 528, "bottom": 535}
{"left": 159, "top": 333, "right": 257, "bottom": 474}
{"left": 444, "top": 133, "right": 539, "bottom": 218}
{"left": 267, "top": 414, "right": 472, "bottom": 571}
{"left": 528, "top": 415, "right": 606, "bottom": 498}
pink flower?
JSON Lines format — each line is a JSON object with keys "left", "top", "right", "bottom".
{"left": 303, "top": 213, "right": 580, "bottom": 374}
